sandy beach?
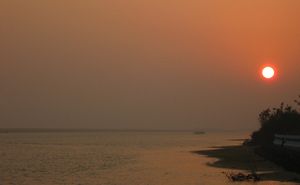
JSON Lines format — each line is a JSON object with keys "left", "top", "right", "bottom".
{"left": 1, "top": 131, "right": 300, "bottom": 185}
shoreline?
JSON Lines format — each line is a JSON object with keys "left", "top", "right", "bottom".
{"left": 195, "top": 142, "right": 300, "bottom": 184}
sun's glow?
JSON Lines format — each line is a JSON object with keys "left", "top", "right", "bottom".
{"left": 262, "top": 66, "right": 275, "bottom": 79}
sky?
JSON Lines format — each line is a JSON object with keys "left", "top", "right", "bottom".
{"left": 1, "top": 0, "right": 300, "bottom": 130}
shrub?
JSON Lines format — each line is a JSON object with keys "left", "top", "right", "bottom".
{"left": 250, "top": 96, "right": 300, "bottom": 146}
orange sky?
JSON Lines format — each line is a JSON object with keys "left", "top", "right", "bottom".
{"left": 1, "top": 0, "right": 300, "bottom": 130}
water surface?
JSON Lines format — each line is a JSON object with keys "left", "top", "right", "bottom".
{"left": 0, "top": 131, "right": 248, "bottom": 185}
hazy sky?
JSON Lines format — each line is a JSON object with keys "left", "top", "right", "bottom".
{"left": 1, "top": 0, "right": 300, "bottom": 130}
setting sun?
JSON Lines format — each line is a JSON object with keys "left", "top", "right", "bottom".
{"left": 262, "top": 66, "right": 275, "bottom": 79}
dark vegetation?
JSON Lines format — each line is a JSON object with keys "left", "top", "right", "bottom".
{"left": 249, "top": 95, "right": 300, "bottom": 146}
{"left": 194, "top": 96, "right": 300, "bottom": 181}
{"left": 247, "top": 95, "right": 300, "bottom": 173}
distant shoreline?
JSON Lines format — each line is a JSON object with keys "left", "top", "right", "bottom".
{"left": 0, "top": 128, "right": 204, "bottom": 133}
{"left": 0, "top": 128, "right": 251, "bottom": 134}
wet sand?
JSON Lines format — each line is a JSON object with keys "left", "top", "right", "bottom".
{"left": 0, "top": 131, "right": 300, "bottom": 185}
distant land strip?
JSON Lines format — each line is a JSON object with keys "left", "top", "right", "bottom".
{"left": 0, "top": 128, "right": 206, "bottom": 133}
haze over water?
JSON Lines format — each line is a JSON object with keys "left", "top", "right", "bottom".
{"left": 1, "top": 1, "right": 300, "bottom": 131}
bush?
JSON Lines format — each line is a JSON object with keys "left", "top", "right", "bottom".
{"left": 250, "top": 96, "right": 300, "bottom": 146}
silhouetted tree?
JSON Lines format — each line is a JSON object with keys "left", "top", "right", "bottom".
{"left": 250, "top": 96, "right": 300, "bottom": 146}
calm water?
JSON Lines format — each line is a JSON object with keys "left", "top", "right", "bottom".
{"left": 0, "top": 131, "right": 249, "bottom": 185}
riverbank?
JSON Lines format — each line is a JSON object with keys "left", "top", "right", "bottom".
{"left": 195, "top": 143, "right": 300, "bottom": 184}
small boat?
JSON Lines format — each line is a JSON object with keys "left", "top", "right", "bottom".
{"left": 194, "top": 131, "right": 205, "bottom": 135}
